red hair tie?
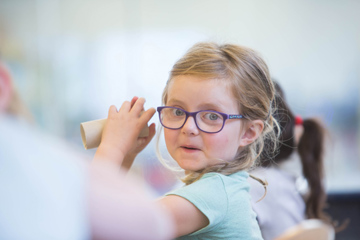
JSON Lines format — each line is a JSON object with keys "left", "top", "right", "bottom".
{"left": 295, "top": 115, "right": 303, "bottom": 125}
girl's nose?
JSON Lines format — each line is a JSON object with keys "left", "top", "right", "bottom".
{"left": 181, "top": 116, "right": 199, "bottom": 135}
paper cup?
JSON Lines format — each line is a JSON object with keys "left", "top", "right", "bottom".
{"left": 80, "top": 119, "right": 149, "bottom": 150}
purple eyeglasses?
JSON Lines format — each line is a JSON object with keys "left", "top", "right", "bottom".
{"left": 157, "top": 106, "right": 245, "bottom": 133}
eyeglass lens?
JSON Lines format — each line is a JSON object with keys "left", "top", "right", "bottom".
{"left": 160, "top": 107, "right": 225, "bottom": 133}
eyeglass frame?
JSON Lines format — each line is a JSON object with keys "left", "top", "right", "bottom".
{"left": 157, "top": 106, "right": 245, "bottom": 134}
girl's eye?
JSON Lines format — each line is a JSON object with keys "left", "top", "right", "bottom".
{"left": 204, "top": 112, "right": 221, "bottom": 121}
{"left": 172, "top": 108, "right": 185, "bottom": 116}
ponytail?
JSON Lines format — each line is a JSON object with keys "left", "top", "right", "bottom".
{"left": 297, "top": 118, "right": 327, "bottom": 220}
{"left": 259, "top": 81, "right": 347, "bottom": 230}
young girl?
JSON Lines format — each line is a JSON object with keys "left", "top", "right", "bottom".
{"left": 94, "top": 42, "right": 278, "bottom": 239}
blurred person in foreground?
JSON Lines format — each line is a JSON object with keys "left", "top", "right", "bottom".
{"left": 0, "top": 60, "right": 174, "bottom": 240}
{"left": 248, "top": 81, "right": 339, "bottom": 240}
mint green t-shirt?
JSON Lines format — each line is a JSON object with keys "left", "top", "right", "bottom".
{"left": 166, "top": 171, "right": 263, "bottom": 240}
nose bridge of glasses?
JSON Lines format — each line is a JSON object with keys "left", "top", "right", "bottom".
{"left": 182, "top": 111, "right": 199, "bottom": 129}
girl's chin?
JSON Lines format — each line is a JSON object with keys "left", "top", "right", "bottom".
{"left": 174, "top": 156, "right": 210, "bottom": 173}
{"left": 180, "top": 164, "right": 206, "bottom": 174}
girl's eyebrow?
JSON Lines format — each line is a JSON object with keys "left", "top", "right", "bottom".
{"left": 167, "top": 98, "right": 228, "bottom": 112}
{"left": 198, "top": 103, "right": 224, "bottom": 110}
{"left": 166, "top": 98, "right": 186, "bottom": 106}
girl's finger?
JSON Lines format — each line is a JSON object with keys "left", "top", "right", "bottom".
{"left": 118, "top": 101, "right": 131, "bottom": 114}
{"left": 108, "top": 105, "right": 118, "bottom": 116}
{"left": 147, "top": 123, "right": 156, "bottom": 139}
{"left": 139, "top": 107, "right": 156, "bottom": 123}
{"left": 130, "top": 96, "right": 139, "bottom": 108}
{"left": 140, "top": 123, "right": 156, "bottom": 146}
{"left": 130, "top": 97, "right": 146, "bottom": 115}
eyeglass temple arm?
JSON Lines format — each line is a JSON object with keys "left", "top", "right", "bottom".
{"left": 228, "top": 114, "right": 244, "bottom": 119}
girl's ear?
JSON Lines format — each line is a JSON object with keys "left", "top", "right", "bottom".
{"left": 239, "top": 120, "right": 264, "bottom": 147}
{"left": 0, "top": 63, "right": 13, "bottom": 112}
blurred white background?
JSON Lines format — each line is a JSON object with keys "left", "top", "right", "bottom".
{"left": 0, "top": 0, "right": 359, "bottom": 194}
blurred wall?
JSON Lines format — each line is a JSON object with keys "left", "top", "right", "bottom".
{"left": 0, "top": 0, "right": 359, "bottom": 193}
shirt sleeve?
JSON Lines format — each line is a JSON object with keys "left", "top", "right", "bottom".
{"left": 165, "top": 173, "right": 228, "bottom": 235}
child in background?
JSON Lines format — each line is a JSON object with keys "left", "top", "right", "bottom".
{"left": 94, "top": 42, "right": 279, "bottom": 239}
{"left": 0, "top": 60, "right": 90, "bottom": 239}
{"left": 0, "top": 60, "right": 174, "bottom": 240}
{"left": 249, "top": 81, "right": 335, "bottom": 240}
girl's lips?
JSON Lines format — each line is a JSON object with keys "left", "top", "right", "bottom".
{"left": 181, "top": 145, "right": 200, "bottom": 150}
{"left": 180, "top": 145, "right": 201, "bottom": 152}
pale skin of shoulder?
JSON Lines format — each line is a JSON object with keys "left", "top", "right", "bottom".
{"left": 93, "top": 97, "right": 209, "bottom": 237}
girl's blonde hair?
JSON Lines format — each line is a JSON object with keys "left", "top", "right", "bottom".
{"left": 157, "top": 42, "right": 278, "bottom": 185}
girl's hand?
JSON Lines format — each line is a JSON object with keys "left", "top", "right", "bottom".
{"left": 94, "top": 97, "right": 156, "bottom": 166}
{"left": 122, "top": 97, "right": 156, "bottom": 169}
{"left": 121, "top": 122, "right": 156, "bottom": 170}
{"left": 126, "top": 96, "right": 156, "bottom": 155}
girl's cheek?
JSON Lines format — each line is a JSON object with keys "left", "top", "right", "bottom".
{"left": 209, "top": 134, "right": 229, "bottom": 146}
{"left": 164, "top": 130, "right": 177, "bottom": 148}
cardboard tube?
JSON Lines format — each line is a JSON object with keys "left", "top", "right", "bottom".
{"left": 80, "top": 119, "right": 149, "bottom": 150}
